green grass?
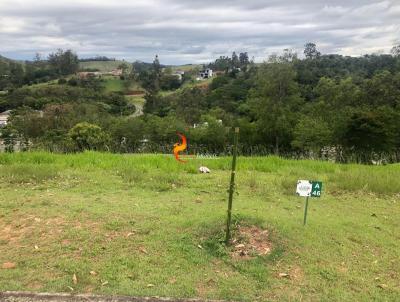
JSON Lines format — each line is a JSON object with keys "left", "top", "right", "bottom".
{"left": 103, "top": 76, "right": 126, "bottom": 93}
{"left": 166, "top": 64, "right": 202, "bottom": 73}
{"left": 0, "top": 152, "right": 399, "bottom": 301}
{"left": 79, "top": 61, "right": 130, "bottom": 73}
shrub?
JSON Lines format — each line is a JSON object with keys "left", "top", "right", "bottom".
{"left": 68, "top": 122, "right": 109, "bottom": 151}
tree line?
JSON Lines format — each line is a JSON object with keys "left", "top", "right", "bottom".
{"left": 0, "top": 49, "right": 79, "bottom": 91}
{"left": 1, "top": 44, "right": 400, "bottom": 163}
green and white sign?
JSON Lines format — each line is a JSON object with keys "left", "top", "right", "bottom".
{"left": 296, "top": 180, "right": 323, "bottom": 225}
{"left": 311, "top": 181, "right": 322, "bottom": 197}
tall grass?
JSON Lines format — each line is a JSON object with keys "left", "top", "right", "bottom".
{"left": 0, "top": 152, "right": 399, "bottom": 195}
{"left": 0, "top": 164, "right": 59, "bottom": 184}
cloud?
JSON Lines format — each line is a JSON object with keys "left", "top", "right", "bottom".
{"left": 0, "top": 0, "right": 399, "bottom": 64}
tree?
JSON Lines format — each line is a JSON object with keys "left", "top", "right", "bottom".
{"left": 281, "top": 49, "right": 298, "bottom": 62}
{"left": 391, "top": 44, "right": 400, "bottom": 57}
{"left": 292, "top": 116, "right": 333, "bottom": 154}
{"left": 160, "top": 74, "right": 181, "bottom": 90}
{"left": 118, "top": 62, "right": 130, "bottom": 77}
{"left": 208, "top": 56, "right": 232, "bottom": 72}
{"left": 176, "top": 88, "right": 208, "bottom": 124}
{"left": 153, "top": 55, "right": 161, "bottom": 75}
{"left": 104, "top": 93, "right": 135, "bottom": 115}
{"left": 231, "top": 52, "right": 240, "bottom": 68}
{"left": 239, "top": 52, "right": 249, "bottom": 68}
{"left": 341, "top": 109, "right": 398, "bottom": 160}
{"left": 138, "top": 55, "right": 162, "bottom": 93}
{"left": 251, "top": 54, "right": 303, "bottom": 153}
{"left": 48, "top": 49, "right": 79, "bottom": 75}
{"left": 68, "top": 122, "right": 109, "bottom": 151}
{"left": 9, "top": 62, "right": 24, "bottom": 87}
{"left": 109, "top": 117, "right": 146, "bottom": 152}
{"left": 143, "top": 93, "right": 171, "bottom": 117}
{"left": 304, "top": 42, "right": 321, "bottom": 59}
{"left": 152, "top": 55, "right": 162, "bottom": 92}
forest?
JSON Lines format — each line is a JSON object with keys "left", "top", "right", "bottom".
{"left": 1, "top": 44, "right": 400, "bottom": 163}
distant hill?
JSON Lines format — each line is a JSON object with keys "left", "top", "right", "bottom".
{"left": 0, "top": 55, "right": 14, "bottom": 63}
{"left": 79, "top": 60, "right": 129, "bottom": 72}
{"left": 168, "top": 64, "right": 202, "bottom": 72}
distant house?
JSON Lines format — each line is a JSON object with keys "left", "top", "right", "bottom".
{"left": 173, "top": 70, "right": 185, "bottom": 81}
{"left": 193, "top": 120, "right": 222, "bottom": 128}
{"left": 109, "top": 69, "right": 123, "bottom": 76}
{"left": 198, "top": 68, "right": 213, "bottom": 79}
{"left": 77, "top": 71, "right": 101, "bottom": 79}
{"left": 0, "top": 110, "right": 11, "bottom": 127}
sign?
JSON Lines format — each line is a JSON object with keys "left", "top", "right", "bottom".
{"left": 296, "top": 180, "right": 323, "bottom": 225}
{"left": 296, "top": 180, "right": 323, "bottom": 197}
{"left": 296, "top": 180, "right": 312, "bottom": 197}
{"left": 311, "top": 181, "right": 322, "bottom": 197}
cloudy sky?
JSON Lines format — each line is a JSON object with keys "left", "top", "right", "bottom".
{"left": 0, "top": 0, "right": 399, "bottom": 64}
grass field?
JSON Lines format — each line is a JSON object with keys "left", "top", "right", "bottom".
{"left": 79, "top": 61, "right": 129, "bottom": 73}
{"left": 103, "top": 76, "right": 126, "bottom": 93}
{"left": 0, "top": 152, "right": 399, "bottom": 301}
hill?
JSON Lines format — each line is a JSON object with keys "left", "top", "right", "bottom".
{"left": 0, "top": 54, "right": 24, "bottom": 65}
{"left": 0, "top": 55, "right": 12, "bottom": 64}
{"left": 79, "top": 60, "right": 129, "bottom": 72}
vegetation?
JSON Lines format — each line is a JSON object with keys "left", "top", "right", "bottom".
{"left": 79, "top": 60, "right": 129, "bottom": 73}
{"left": 1, "top": 44, "right": 400, "bottom": 163}
{"left": 0, "top": 152, "right": 398, "bottom": 301}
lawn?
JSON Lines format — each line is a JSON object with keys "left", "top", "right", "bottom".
{"left": 79, "top": 61, "right": 129, "bottom": 73}
{"left": 0, "top": 152, "right": 399, "bottom": 301}
{"left": 103, "top": 76, "right": 126, "bottom": 93}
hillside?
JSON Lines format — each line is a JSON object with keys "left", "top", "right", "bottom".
{"left": 0, "top": 55, "right": 24, "bottom": 65}
{"left": 79, "top": 60, "right": 130, "bottom": 72}
{"left": 0, "top": 55, "right": 12, "bottom": 63}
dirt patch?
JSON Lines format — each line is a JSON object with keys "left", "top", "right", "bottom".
{"left": 230, "top": 225, "right": 272, "bottom": 259}
{"left": 0, "top": 215, "right": 102, "bottom": 247}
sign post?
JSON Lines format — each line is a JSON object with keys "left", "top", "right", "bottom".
{"left": 303, "top": 196, "right": 309, "bottom": 225}
{"left": 296, "top": 180, "right": 322, "bottom": 225}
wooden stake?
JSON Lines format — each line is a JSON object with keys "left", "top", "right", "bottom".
{"left": 225, "top": 127, "right": 239, "bottom": 245}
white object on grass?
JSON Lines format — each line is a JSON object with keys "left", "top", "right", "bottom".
{"left": 199, "top": 166, "right": 211, "bottom": 173}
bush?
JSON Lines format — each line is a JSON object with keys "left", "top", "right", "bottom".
{"left": 67, "top": 78, "right": 78, "bottom": 86}
{"left": 58, "top": 78, "right": 67, "bottom": 85}
{"left": 68, "top": 122, "right": 109, "bottom": 151}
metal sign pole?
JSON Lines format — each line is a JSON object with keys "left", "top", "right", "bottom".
{"left": 303, "top": 196, "right": 309, "bottom": 225}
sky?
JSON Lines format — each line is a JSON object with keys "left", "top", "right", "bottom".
{"left": 0, "top": 0, "right": 399, "bottom": 64}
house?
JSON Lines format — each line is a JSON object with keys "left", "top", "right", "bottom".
{"left": 109, "top": 69, "right": 123, "bottom": 76}
{"left": 0, "top": 110, "right": 11, "bottom": 127}
{"left": 77, "top": 71, "right": 101, "bottom": 79}
{"left": 193, "top": 120, "right": 222, "bottom": 128}
{"left": 199, "top": 68, "right": 213, "bottom": 79}
{"left": 172, "top": 70, "right": 185, "bottom": 81}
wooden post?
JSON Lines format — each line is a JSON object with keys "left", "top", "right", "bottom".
{"left": 225, "top": 127, "right": 239, "bottom": 245}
